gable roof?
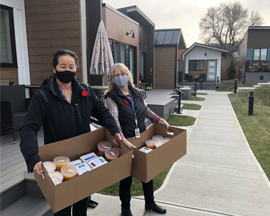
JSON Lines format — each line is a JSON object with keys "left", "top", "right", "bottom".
{"left": 182, "top": 42, "right": 229, "bottom": 60}
{"left": 154, "top": 29, "right": 186, "bottom": 48}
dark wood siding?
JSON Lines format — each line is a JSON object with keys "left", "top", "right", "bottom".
{"left": 0, "top": 68, "right": 18, "bottom": 84}
{"left": 25, "top": 0, "right": 81, "bottom": 85}
{"left": 155, "top": 47, "right": 176, "bottom": 89}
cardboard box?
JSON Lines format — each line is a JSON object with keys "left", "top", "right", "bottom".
{"left": 34, "top": 127, "right": 132, "bottom": 213}
{"left": 127, "top": 124, "right": 186, "bottom": 183}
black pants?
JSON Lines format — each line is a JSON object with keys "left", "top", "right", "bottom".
{"left": 54, "top": 197, "right": 88, "bottom": 216}
{"left": 120, "top": 176, "right": 154, "bottom": 208}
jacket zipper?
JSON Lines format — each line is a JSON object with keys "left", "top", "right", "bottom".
{"left": 75, "top": 103, "right": 82, "bottom": 120}
{"left": 71, "top": 105, "right": 77, "bottom": 135}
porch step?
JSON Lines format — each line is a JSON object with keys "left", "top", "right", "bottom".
{"left": 0, "top": 195, "right": 52, "bottom": 216}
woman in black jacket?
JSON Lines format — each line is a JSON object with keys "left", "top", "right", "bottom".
{"left": 20, "top": 50, "right": 121, "bottom": 216}
{"left": 105, "top": 63, "right": 169, "bottom": 216}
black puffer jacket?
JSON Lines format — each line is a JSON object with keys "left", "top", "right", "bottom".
{"left": 20, "top": 75, "right": 119, "bottom": 172}
{"left": 106, "top": 86, "right": 146, "bottom": 138}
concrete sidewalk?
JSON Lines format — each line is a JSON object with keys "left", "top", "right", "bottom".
{"left": 87, "top": 90, "right": 270, "bottom": 216}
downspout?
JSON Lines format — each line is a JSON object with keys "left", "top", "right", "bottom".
{"left": 175, "top": 45, "right": 178, "bottom": 88}
{"left": 80, "top": 0, "right": 87, "bottom": 84}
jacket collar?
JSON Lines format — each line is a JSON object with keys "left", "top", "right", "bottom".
{"left": 43, "top": 74, "right": 86, "bottom": 103}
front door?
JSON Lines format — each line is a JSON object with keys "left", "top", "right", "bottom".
{"left": 207, "top": 60, "right": 217, "bottom": 82}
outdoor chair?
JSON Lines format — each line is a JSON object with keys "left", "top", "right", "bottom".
{"left": 0, "top": 85, "right": 28, "bottom": 143}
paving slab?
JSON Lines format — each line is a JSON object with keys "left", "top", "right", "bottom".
{"left": 154, "top": 163, "right": 270, "bottom": 216}
{"left": 181, "top": 141, "right": 262, "bottom": 172}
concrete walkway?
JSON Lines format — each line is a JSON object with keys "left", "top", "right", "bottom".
{"left": 87, "top": 90, "right": 270, "bottom": 216}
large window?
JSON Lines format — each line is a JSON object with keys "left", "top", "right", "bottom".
{"left": 0, "top": 5, "right": 17, "bottom": 67}
{"left": 189, "top": 60, "right": 203, "bottom": 71}
{"left": 253, "top": 48, "right": 267, "bottom": 61}
{"left": 114, "top": 42, "right": 126, "bottom": 64}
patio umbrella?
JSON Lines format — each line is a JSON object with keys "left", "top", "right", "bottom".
{"left": 89, "top": 20, "right": 114, "bottom": 86}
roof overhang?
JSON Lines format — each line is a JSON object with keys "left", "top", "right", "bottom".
{"left": 182, "top": 43, "right": 229, "bottom": 60}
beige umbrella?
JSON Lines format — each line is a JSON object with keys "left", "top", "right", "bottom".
{"left": 89, "top": 20, "right": 114, "bottom": 86}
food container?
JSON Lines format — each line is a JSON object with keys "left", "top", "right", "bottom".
{"left": 69, "top": 159, "right": 82, "bottom": 166}
{"left": 152, "top": 135, "right": 163, "bottom": 141}
{"left": 43, "top": 161, "right": 56, "bottom": 173}
{"left": 80, "top": 152, "right": 98, "bottom": 163}
{"left": 163, "top": 137, "right": 172, "bottom": 143}
{"left": 139, "top": 146, "right": 153, "bottom": 153}
{"left": 154, "top": 141, "right": 164, "bottom": 148}
{"left": 61, "top": 164, "right": 77, "bottom": 181}
{"left": 88, "top": 156, "right": 108, "bottom": 169}
{"left": 49, "top": 171, "right": 64, "bottom": 185}
{"left": 54, "top": 156, "right": 70, "bottom": 172}
{"left": 97, "top": 141, "right": 112, "bottom": 156}
{"left": 105, "top": 148, "right": 120, "bottom": 161}
{"left": 76, "top": 163, "right": 92, "bottom": 175}
{"left": 145, "top": 139, "right": 156, "bottom": 149}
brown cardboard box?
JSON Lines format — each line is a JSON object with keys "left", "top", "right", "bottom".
{"left": 127, "top": 124, "right": 187, "bottom": 183}
{"left": 34, "top": 127, "right": 132, "bottom": 213}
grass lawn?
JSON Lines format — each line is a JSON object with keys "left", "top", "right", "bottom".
{"left": 228, "top": 85, "right": 270, "bottom": 180}
{"left": 99, "top": 114, "right": 196, "bottom": 196}
{"left": 188, "top": 96, "right": 205, "bottom": 101}
{"left": 182, "top": 103, "right": 201, "bottom": 110}
{"left": 197, "top": 93, "right": 207, "bottom": 95}
{"left": 217, "top": 83, "right": 253, "bottom": 92}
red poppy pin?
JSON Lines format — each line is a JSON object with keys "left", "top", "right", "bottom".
{"left": 124, "top": 99, "right": 129, "bottom": 104}
{"left": 82, "top": 90, "right": 88, "bottom": 96}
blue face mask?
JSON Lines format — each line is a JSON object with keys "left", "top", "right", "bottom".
{"left": 113, "top": 75, "right": 129, "bottom": 88}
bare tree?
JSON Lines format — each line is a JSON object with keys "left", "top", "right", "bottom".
{"left": 199, "top": 1, "right": 264, "bottom": 57}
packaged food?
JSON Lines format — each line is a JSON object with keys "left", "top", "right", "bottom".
{"left": 105, "top": 148, "right": 119, "bottom": 161}
{"left": 154, "top": 141, "right": 164, "bottom": 148}
{"left": 76, "top": 163, "right": 92, "bottom": 175}
{"left": 97, "top": 141, "right": 112, "bottom": 156}
{"left": 53, "top": 156, "right": 70, "bottom": 171}
{"left": 163, "top": 137, "right": 172, "bottom": 143}
{"left": 152, "top": 135, "right": 163, "bottom": 141}
{"left": 145, "top": 139, "right": 155, "bottom": 149}
{"left": 43, "top": 161, "right": 56, "bottom": 173}
{"left": 80, "top": 152, "right": 98, "bottom": 163}
{"left": 49, "top": 171, "right": 63, "bottom": 185}
{"left": 69, "top": 159, "right": 83, "bottom": 166}
{"left": 61, "top": 164, "right": 77, "bottom": 181}
{"left": 139, "top": 146, "right": 153, "bottom": 153}
{"left": 88, "top": 156, "right": 108, "bottom": 169}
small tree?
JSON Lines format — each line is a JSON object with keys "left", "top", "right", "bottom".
{"left": 227, "top": 56, "right": 236, "bottom": 79}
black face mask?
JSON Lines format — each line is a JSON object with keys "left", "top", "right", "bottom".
{"left": 55, "top": 70, "right": 75, "bottom": 83}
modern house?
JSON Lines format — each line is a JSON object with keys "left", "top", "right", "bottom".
{"left": 154, "top": 28, "right": 186, "bottom": 89}
{"left": 239, "top": 26, "right": 270, "bottom": 84}
{"left": 118, "top": 5, "right": 155, "bottom": 88}
{"left": 182, "top": 43, "right": 228, "bottom": 89}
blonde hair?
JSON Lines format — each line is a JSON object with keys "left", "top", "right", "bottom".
{"left": 105, "top": 63, "right": 135, "bottom": 95}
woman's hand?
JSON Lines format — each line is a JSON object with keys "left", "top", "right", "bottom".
{"left": 158, "top": 118, "right": 170, "bottom": 129}
{"left": 122, "top": 138, "right": 136, "bottom": 149}
{"left": 114, "top": 133, "right": 122, "bottom": 141}
{"left": 33, "top": 161, "right": 43, "bottom": 175}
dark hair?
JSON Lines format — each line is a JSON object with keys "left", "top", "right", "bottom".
{"left": 52, "top": 49, "right": 78, "bottom": 68}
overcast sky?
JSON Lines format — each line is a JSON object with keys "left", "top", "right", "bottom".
{"left": 104, "top": 0, "right": 270, "bottom": 47}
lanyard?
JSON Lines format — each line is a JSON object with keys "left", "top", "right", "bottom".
{"left": 57, "top": 84, "right": 69, "bottom": 102}
{"left": 124, "top": 93, "right": 138, "bottom": 128}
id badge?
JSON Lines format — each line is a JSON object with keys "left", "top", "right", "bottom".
{"left": 135, "top": 128, "right": 141, "bottom": 138}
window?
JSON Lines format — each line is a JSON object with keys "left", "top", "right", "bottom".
{"left": 0, "top": 5, "right": 17, "bottom": 67}
{"left": 253, "top": 48, "right": 267, "bottom": 61}
{"left": 114, "top": 41, "right": 125, "bottom": 64}
{"left": 189, "top": 60, "right": 203, "bottom": 71}
{"left": 260, "top": 75, "right": 264, "bottom": 80}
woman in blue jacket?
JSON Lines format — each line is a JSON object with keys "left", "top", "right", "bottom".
{"left": 20, "top": 50, "right": 121, "bottom": 216}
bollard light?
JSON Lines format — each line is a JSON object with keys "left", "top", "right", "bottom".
{"left": 234, "top": 79, "right": 237, "bottom": 93}
{"left": 248, "top": 90, "right": 254, "bottom": 116}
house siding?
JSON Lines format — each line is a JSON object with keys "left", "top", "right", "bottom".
{"left": 25, "top": 0, "right": 82, "bottom": 85}
{"left": 0, "top": 68, "right": 18, "bottom": 84}
{"left": 155, "top": 47, "right": 176, "bottom": 89}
